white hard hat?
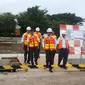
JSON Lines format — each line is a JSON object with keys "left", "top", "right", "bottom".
{"left": 62, "top": 31, "right": 66, "bottom": 34}
{"left": 26, "top": 26, "right": 31, "bottom": 30}
{"left": 47, "top": 28, "right": 53, "bottom": 32}
{"left": 36, "top": 27, "right": 40, "bottom": 31}
{"left": 60, "top": 30, "right": 66, "bottom": 34}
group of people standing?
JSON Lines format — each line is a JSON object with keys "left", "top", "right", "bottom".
{"left": 22, "top": 27, "right": 41, "bottom": 65}
{"left": 22, "top": 26, "right": 69, "bottom": 72}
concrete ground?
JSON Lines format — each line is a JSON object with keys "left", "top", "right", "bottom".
{"left": 0, "top": 54, "right": 85, "bottom": 64}
{"left": 0, "top": 71, "right": 85, "bottom": 85}
{"left": 0, "top": 54, "right": 56, "bottom": 64}
{"left": 0, "top": 54, "right": 85, "bottom": 85}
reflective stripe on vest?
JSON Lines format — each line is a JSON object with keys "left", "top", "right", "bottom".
{"left": 34, "top": 32, "right": 41, "bottom": 43}
{"left": 38, "top": 32, "right": 41, "bottom": 39}
{"left": 28, "top": 34, "right": 39, "bottom": 47}
{"left": 52, "top": 35, "right": 57, "bottom": 39}
{"left": 44, "top": 36, "right": 55, "bottom": 50}
{"left": 58, "top": 40, "right": 68, "bottom": 49}
{"left": 23, "top": 33, "right": 28, "bottom": 45}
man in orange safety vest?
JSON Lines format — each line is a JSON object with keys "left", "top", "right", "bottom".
{"left": 27, "top": 29, "right": 40, "bottom": 66}
{"left": 34, "top": 27, "right": 41, "bottom": 58}
{"left": 21, "top": 26, "right": 31, "bottom": 64}
{"left": 42, "top": 28, "right": 57, "bottom": 72}
{"left": 57, "top": 31, "right": 69, "bottom": 69}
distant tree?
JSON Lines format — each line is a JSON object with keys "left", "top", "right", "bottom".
{"left": 0, "top": 6, "right": 84, "bottom": 37}
{"left": 0, "top": 12, "right": 15, "bottom": 36}
{"left": 17, "top": 6, "right": 49, "bottom": 34}
{"left": 46, "top": 13, "right": 84, "bottom": 37}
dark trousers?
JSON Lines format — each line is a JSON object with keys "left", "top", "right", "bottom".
{"left": 45, "top": 50, "right": 56, "bottom": 67}
{"left": 38, "top": 44, "right": 40, "bottom": 58}
{"left": 58, "top": 48, "right": 69, "bottom": 66}
{"left": 23, "top": 45, "right": 30, "bottom": 63}
{"left": 29, "top": 47, "right": 38, "bottom": 65}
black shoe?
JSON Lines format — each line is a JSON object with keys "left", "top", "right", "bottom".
{"left": 35, "top": 61, "right": 38, "bottom": 65}
{"left": 31, "top": 62, "right": 34, "bottom": 66}
{"left": 58, "top": 64, "right": 60, "bottom": 66}
{"left": 49, "top": 68, "right": 53, "bottom": 73}
{"left": 38, "top": 56, "right": 40, "bottom": 58}
{"left": 27, "top": 62, "right": 30, "bottom": 64}
{"left": 63, "top": 65, "right": 67, "bottom": 69}
{"left": 24, "top": 61, "right": 27, "bottom": 64}
{"left": 44, "top": 64, "right": 49, "bottom": 68}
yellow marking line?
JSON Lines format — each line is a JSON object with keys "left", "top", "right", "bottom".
{"left": 66, "top": 64, "right": 73, "bottom": 68}
{"left": 52, "top": 64, "right": 60, "bottom": 68}
{"left": 2, "top": 64, "right": 85, "bottom": 70}
{"left": 36, "top": 65, "right": 45, "bottom": 69}
{"left": 79, "top": 64, "right": 85, "bottom": 68}
{"left": 3, "top": 65, "right": 13, "bottom": 70}
{"left": 20, "top": 65, "right": 28, "bottom": 69}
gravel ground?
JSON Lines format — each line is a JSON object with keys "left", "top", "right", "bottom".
{"left": 0, "top": 43, "right": 23, "bottom": 53}
{"left": 0, "top": 43, "right": 44, "bottom": 53}
{"left": 0, "top": 71, "right": 85, "bottom": 85}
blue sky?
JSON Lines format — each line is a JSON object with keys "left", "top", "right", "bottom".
{"left": 0, "top": 0, "right": 85, "bottom": 18}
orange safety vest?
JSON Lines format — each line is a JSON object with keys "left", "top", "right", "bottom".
{"left": 34, "top": 32, "right": 41, "bottom": 42}
{"left": 44, "top": 36, "right": 55, "bottom": 50}
{"left": 23, "top": 32, "right": 28, "bottom": 45}
{"left": 28, "top": 34, "right": 39, "bottom": 47}
{"left": 58, "top": 40, "right": 69, "bottom": 49}
{"left": 52, "top": 35, "right": 57, "bottom": 39}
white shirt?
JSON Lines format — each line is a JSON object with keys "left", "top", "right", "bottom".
{"left": 21, "top": 34, "right": 24, "bottom": 42}
{"left": 57, "top": 37, "right": 67, "bottom": 48}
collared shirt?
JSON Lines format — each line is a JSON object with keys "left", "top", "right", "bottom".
{"left": 21, "top": 34, "right": 24, "bottom": 42}
{"left": 57, "top": 37, "right": 67, "bottom": 48}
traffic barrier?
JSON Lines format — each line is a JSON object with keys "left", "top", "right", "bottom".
{"left": 0, "top": 64, "right": 85, "bottom": 72}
